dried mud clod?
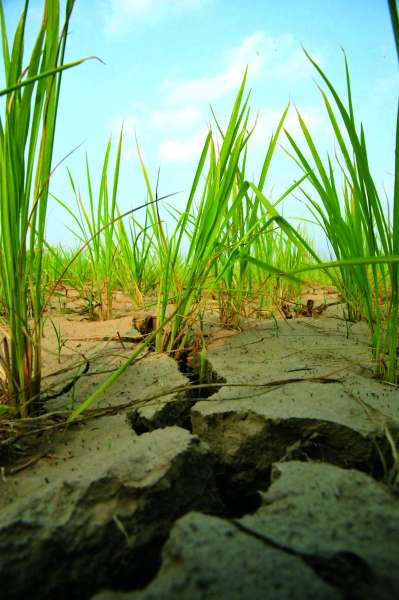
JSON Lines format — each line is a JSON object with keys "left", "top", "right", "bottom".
{"left": 1, "top": 310, "right": 399, "bottom": 600}
{"left": 0, "top": 428, "right": 223, "bottom": 600}
{"left": 93, "top": 463, "right": 399, "bottom": 600}
{"left": 191, "top": 385, "right": 399, "bottom": 490}
{"left": 128, "top": 394, "right": 195, "bottom": 434}
{"left": 281, "top": 299, "right": 342, "bottom": 319}
{"left": 132, "top": 313, "right": 157, "bottom": 336}
{"left": 178, "top": 351, "right": 227, "bottom": 399}
{"left": 128, "top": 349, "right": 226, "bottom": 435}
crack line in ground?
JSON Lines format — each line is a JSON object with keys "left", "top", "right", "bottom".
{"left": 229, "top": 518, "right": 373, "bottom": 595}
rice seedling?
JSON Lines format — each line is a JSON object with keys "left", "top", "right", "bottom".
{"left": 284, "top": 48, "right": 399, "bottom": 382}
{"left": 0, "top": 0, "right": 92, "bottom": 417}
{"left": 136, "top": 72, "right": 297, "bottom": 354}
{"left": 54, "top": 132, "right": 123, "bottom": 320}
{"left": 217, "top": 196, "right": 317, "bottom": 323}
{"left": 136, "top": 72, "right": 321, "bottom": 356}
{"left": 115, "top": 213, "right": 156, "bottom": 307}
{"left": 135, "top": 74, "right": 252, "bottom": 353}
{"left": 48, "top": 317, "right": 68, "bottom": 364}
{"left": 44, "top": 244, "right": 92, "bottom": 299}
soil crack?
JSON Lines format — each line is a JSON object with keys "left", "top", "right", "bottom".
{"left": 229, "top": 519, "right": 373, "bottom": 598}
{"left": 177, "top": 352, "right": 226, "bottom": 399}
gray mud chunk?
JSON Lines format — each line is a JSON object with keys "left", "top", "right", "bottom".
{"left": 0, "top": 427, "right": 221, "bottom": 600}
{"left": 191, "top": 320, "right": 399, "bottom": 482}
{"left": 240, "top": 461, "right": 399, "bottom": 599}
{"left": 94, "top": 462, "right": 399, "bottom": 600}
{"left": 191, "top": 382, "right": 399, "bottom": 488}
{"left": 128, "top": 395, "right": 195, "bottom": 434}
{"left": 128, "top": 355, "right": 194, "bottom": 433}
{"left": 93, "top": 511, "right": 340, "bottom": 600}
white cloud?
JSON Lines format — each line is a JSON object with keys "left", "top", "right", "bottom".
{"left": 108, "top": 107, "right": 202, "bottom": 135}
{"left": 104, "top": 0, "right": 208, "bottom": 33}
{"left": 251, "top": 104, "right": 327, "bottom": 148}
{"left": 163, "top": 31, "right": 272, "bottom": 104}
{"left": 106, "top": 32, "right": 326, "bottom": 165}
{"left": 272, "top": 48, "right": 323, "bottom": 83}
{"left": 149, "top": 106, "right": 202, "bottom": 129}
{"left": 158, "top": 131, "right": 207, "bottom": 162}
{"left": 163, "top": 32, "right": 322, "bottom": 105}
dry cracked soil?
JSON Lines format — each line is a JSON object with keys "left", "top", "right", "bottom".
{"left": 1, "top": 291, "right": 399, "bottom": 600}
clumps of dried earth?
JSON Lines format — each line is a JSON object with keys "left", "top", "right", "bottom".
{"left": 0, "top": 289, "right": 399, "bottom": 600}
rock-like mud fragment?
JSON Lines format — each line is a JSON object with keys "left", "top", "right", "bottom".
{"left": 0, "top": 427, "right": 221, "bottom": 600}
{"left": 191, "top": 319, "right": 399, "bottom": 482}
{"left": 240, "top": 461, "right": 399, "bottom": 599}
{"left": 128, "top": 354, "right": 194, "bottom": 433}
{"left": 3, "top": 317, "right": 399, "bottom": 600}
{"left": 93, "top": 462, "right": 399, "bottom": 600}
{"left": 93, "top": 511, "right": 340, "bottom": 600}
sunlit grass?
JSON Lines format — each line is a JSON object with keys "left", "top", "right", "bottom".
{"left": 53, "top": 132, "right": 123, "bottom": 320}
{"left": 0, "top": 0, "right": 91, "bottom": 416}
{"left": 285, "top": 49, "right": 398, "bottom": 382}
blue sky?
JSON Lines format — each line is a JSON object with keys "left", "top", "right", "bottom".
{"left": 3, "top": 0, "right": 398, "bottom": 248}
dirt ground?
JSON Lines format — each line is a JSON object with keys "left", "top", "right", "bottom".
{"left": 1, "top": 285, "right": 399, "bottom": 600}
{"left": 39, "top": 285, "right": 344, "bottom": 399}
{"left": 1, "top": 283, "right": 396, "bottom": 474}
{"left": 1, "top": 284, "right": 397, "bottom": 461}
